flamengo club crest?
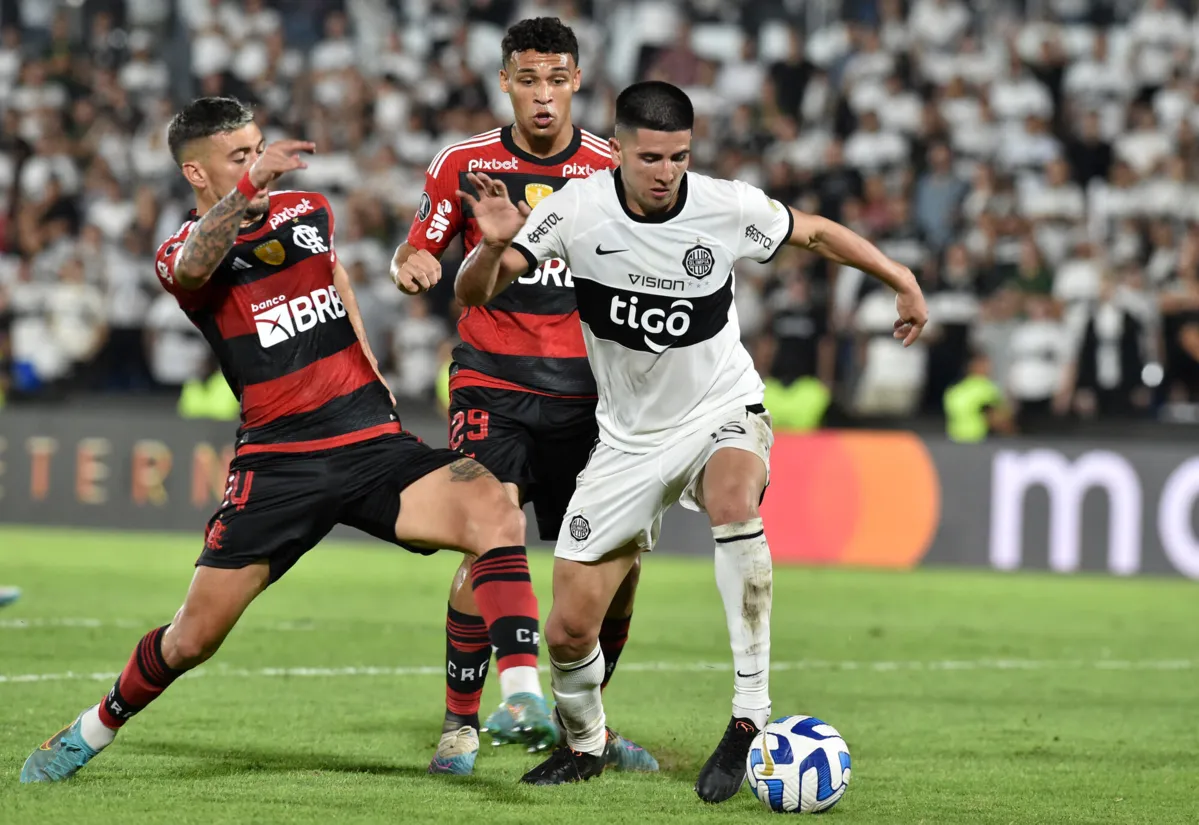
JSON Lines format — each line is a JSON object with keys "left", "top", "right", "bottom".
{"left": 292, "top": 224, "right": 328, "bottom": 254}
{"left": 683, "top": 243, "right": 714, "bottom": 279}
{"left": 525, "top": 182, "right": 554, "bottom": 208}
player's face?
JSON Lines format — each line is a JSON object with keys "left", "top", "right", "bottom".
{"left": 183, "top": 123, "right": 271, "bottom": 217}
{"left": 500, "top": 51, "right": 580, "bottom": 140}
{"left": 613, "top": 129, "right": 691, "bottom": 215}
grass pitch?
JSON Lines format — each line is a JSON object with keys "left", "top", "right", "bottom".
{"left": 0, "top": 526, "right": 1196, "bottom": 824}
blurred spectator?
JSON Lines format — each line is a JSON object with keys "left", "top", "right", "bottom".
{"left": 391, "top": 295, "right": 449, "bottom": 401}
{"left": 145, "top": 290, "right": 208, "bottom": 391}
{"left": 921, "top": 244, "right": 980, "bottom": 412}
{"left": 1056, "top": 268, "right": 1154, "bottom": 419}
{"left": 913, "top": 143, "right": 967, "bottom": 250}
{"left": 1007, "top": 293, "right": 1073, "bottom": 431}
{"left": 944, "top": 349, "right": 1014, "bottom": 443}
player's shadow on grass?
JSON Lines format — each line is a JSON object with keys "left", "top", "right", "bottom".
{"left": 127, "top": 738, "right": 705, "bottom": 797}
{"left": 125, "top": 740, "right": 431, "bottom": 779}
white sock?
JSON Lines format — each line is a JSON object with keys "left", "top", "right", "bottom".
{"left": 713, "top": 518, "right": 773, "bottom": 730}
{"left": 499, "top": 665, "right": 542, "bottom": 699}
{"left": 79, "top": 704, "right": 117, "bottom": 751}
{"left": 550, "top": 644, "right": 607, "bottom": 756}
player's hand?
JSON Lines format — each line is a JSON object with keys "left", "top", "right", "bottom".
{"left": 893, "top": 283, "right": 928, "bottom": 347}
{"left": 248, "top": 140, "right": 316, "bottom": 190}
{"left": 457, "top": 172, "right": 531, "bottom": 248}
{"left": 395, "top": 248, "right": 442, "bottom": 295}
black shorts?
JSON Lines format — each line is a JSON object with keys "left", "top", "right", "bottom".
{"left": 449, "top": 385, "right": 598, "bottom": 541}
{"left": 197, "top": 433, "right": 460, "bottom": 583}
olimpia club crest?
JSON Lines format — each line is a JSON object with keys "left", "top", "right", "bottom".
{"left": 683, "top": 244, "right": 714, "bottom": 279}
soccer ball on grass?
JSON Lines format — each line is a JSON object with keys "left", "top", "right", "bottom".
{"left": 746, "top": 715, "right": 851, "bottom": 814}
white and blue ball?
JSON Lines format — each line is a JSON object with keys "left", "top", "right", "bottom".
{"left": 746, "top": 715, "right": 851, "bottom": 814}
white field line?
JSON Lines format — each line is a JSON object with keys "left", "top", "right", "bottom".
{"left": 0, "top": 618, "right": 315, "bottom": 631}
{"left": 0, "top": 658, "right": 1195, "bottom": 685}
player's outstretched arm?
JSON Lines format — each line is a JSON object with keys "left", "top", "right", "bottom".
{"left": 786, "top": 207, "right": 929, "bottom": 346}
{"left": 173, "top": 140, "right": 314, "bottom": 290}
{"left": 333, "top": 260, "right": 395, "bottom": 406}
{"left": 454, "top": 173, "right": 534, "bottom": 307}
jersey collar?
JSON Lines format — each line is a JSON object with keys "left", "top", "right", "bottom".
{"left": 613, "top": 168, "right": 689, "bottom": 224}
{"left": 500, "top": 124, "right": 583, "bottom": 166}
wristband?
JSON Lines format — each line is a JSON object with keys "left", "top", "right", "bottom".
{"left": 236, "top": 172, "right": 259, "bottom": 201}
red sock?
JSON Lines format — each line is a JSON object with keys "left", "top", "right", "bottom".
{"left": 97, "top": 625, "right": 185, "bottom": 729}
{"left": 445, "top": 604, "right": 490, "bottom": 720}
{"left": 599, "top": 614, "right": 631, "bottom": 691}
{"left": 469, "top": 546, "right": 539, "bottom": 675}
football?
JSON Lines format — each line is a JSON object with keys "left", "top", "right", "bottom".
{"left": 746, "top": 716, "right": 852, "bottom": 814}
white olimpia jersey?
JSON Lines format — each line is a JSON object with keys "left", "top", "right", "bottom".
{"left": 510, "top": 168, "right": 794, "bottom": 453}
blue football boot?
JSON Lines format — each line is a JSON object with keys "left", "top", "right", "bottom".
{"left": 427, "top": 726, "right": 479, "bottom": 775}
{"left": 481, "top": 692, "right": 559, "bottom": 753}
{"left": 20, "top": 713, "right": 100, "bottom": 783}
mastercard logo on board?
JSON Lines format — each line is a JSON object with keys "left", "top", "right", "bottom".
{"left": 760, "top": 432, "right": 941, "bottom": 568}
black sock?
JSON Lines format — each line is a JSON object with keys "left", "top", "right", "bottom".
{"left": 445, "top": 604, "right": 490, "bottom": 731}
{"left": 599, "top": 614, "right": 631, "bottom": 691}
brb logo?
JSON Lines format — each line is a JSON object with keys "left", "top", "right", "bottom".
{"left": 517, "top": 258, "right": 573, "bottom": 288}
{"left": 269, "top": 198, "right": 314, "bottom": 230}
{"left": 252, "top": 286, "right": 346, "bottom": 348}
{"left": 609, "top": 295, "right": 693, "bottom": 353}
{"left": 467, "top": 157, "right": 519, "bottom": 172}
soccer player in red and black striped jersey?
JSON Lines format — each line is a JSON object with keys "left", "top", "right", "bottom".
{"left": 20, "top": 97, "right": 558, "bottom": 785}
{"left": 390, "top": 18, "right": 654, "bottom": 776}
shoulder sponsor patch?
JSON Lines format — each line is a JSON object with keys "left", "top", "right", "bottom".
{"left": 745, "top": 225, "right": 773, "bottom": 250}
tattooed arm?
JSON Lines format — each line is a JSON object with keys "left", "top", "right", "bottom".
{"left": 173, "top": 187, "right": 254, "bottom": 291}
{"left": 174, "top": 139, "right": 316, "bottom": 291}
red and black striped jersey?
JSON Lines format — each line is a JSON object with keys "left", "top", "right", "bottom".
{"left": 155, "top": 190, "right": 398, "bottom": 456}
{"left": 405, "top": 124, "right": 612, "bottom": 398}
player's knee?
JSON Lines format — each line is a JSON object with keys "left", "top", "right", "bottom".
{"left": 462, "top": 487, "right": 526, "bottom": 554}
{"left": 162, "top": 624, "right": 224, "bottom": 670}
{"left": 546, "top": 612, "right": 599, "bottom": 662}
{"left": 704, "top": 481, "right": 760, "bottom": 528}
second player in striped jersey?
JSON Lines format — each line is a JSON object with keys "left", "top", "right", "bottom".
{"left": 390, "top": 17, "right": 655, "bottom": 777}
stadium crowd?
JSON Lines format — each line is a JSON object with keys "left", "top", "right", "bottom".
{"left": 2, "top": 0, "right": 1199, "bottom": 434}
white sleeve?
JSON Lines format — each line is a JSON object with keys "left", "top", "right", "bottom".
{"left": 509, "top": 182, "right": 578, "bottom": 272}
{"left": 734, "top": 180, "right": 794, "bottom": 264}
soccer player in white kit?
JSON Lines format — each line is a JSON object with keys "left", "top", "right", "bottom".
{"left": 453, "top": 81, "right": 929, "bottom": 802}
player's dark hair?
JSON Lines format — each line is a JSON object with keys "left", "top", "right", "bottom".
{"left": 167, "top": 97, "right": 255, "bottom": 165}
{"left": 502, "top": 17, "right": 579, "bottom": 67}
{"left": 614, "top": 81, "right": 694, "bottom": 134}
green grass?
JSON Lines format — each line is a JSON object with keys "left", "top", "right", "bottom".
{"left": 0, "top": 526, "right": 1197, "bottom": 824}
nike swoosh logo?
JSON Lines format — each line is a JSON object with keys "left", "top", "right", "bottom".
{"left": 736, "top": 669, "right": 764, "bottom": 678}
{"left": 596, "top": 245, "right": 627, "bottom": 256}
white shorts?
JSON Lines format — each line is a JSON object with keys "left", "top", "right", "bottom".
{"left": 555, "top": 404, "right": 774, "bottom": 562}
